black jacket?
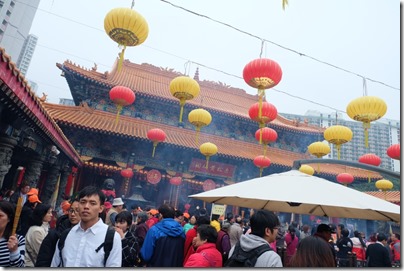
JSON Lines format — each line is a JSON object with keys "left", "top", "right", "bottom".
{"left": 366, "top": 242, "right": 392, "bottom": 267}
{"left": 35, "top": 215, "right": 72, "bottom": 267}
{"left": 122, "top": 231, "right": 140, "bottom": 267}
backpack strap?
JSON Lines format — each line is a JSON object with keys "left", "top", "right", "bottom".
{"left": 57, "top": 228, "right": 73, "bottom": 267}
{"left": 247, "top": 243, "right": 272, "bottom": 266}
{"left": 95, "top": 226, "right": 115, "bottom": 266}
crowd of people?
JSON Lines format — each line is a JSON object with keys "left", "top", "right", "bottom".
{"left": 0, "top": 182, "right": 400, "bottom": 267}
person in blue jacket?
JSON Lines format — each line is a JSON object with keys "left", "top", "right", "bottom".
{"left": 140, "top": 204, "right": 185, "bottom": 267}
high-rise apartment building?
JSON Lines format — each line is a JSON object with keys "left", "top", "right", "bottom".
{"left": 0, "top": 0, "right": 40, "bottom": 73}
{"left": 280, "top": 110, "right": 400, "bottom": 172}
{"left": 16, "top": 33, "right": 37, "bottom": 75}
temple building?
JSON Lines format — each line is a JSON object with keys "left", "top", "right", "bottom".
{"left": 0, "top": 47, "right": 398, "bottom": 220}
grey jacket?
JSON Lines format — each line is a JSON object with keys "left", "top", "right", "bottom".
{"left": 229, "top": 234, "right": 282, "bottom": 267}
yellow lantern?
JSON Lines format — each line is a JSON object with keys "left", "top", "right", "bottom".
{"left": 200, "top": 142, "right": 218, "bottom": 169}
{"left": 375, "top": 179, "right": 393, "bottom": 200}
{"left": 104, "top": 7, "right": 149, "bottom": 71}
{"left": 346, "top": 96, "right": 387, "bottom": 148}
{"left": 170, "top": 76, "right": 200, "bottom": 123}
{"left": 324, "top": 125, "right": 353, "bottom": 160}
{"left": 299, "top": 165, "right": 315, "bottom": 175}
{"left": 307, "top": 141, "right": 331, "bottom": 173}
{"left": 188, "top": 108, "right": 212, "bottom": 144}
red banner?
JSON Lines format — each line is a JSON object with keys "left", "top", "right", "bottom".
{"left": 189, "top": 158, "right": 235, "bottom": 178}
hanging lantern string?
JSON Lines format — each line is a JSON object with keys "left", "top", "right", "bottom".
{"left": 363, "top": 77, "right": 368, "bottom": 96}
{"left": 131, "top": 0, "right": 135, "bottom": 9}
{"left": 118, "top": 45, "right": 126, "bottom": 72}
{"left": 114, "top": 104, "right": 123, "bottom": 126}
{"left": 184, "top": 60, "right": 191, "bottom": 76}
{"left": 259, "top": 39, "right": 265, "bottom": 58}
{"left": 152, "top": 142, "right": 158, "bottom": 157}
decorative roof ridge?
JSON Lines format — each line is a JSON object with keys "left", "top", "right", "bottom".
{"left": 0, "top": 48, "right": 81, "bottom": 165}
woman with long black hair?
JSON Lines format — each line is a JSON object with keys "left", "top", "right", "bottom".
{"left": 24, "top": 203, "right": 52, "bottom": 267}
{"left": 0, "top": 201, "right": 25, "bottom": 267}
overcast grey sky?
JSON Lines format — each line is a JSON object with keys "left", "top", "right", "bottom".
{"left": 26, "top": 0, "right": 400, "bottom": 121}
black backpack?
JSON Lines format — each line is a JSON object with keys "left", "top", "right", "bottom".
{"left": 57, "top": 226, "right": 115, "bottom": 267}
{"left": 225, "top": 242, "right": 272, "bottom": 267}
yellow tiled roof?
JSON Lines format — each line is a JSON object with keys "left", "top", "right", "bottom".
{"left": 365, "top": 191, "right": 400, "bottom": 203}
{"left": 43, "top": 102, "right": 382, "bottom": 179}
{"left": 58, "top": 59, "right": 323, "bottom": 135}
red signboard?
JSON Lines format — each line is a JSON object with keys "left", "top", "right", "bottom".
{"left": 189, "top": 158, "right": 235, "bottom": 178}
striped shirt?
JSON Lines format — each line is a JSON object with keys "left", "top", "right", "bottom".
{"left": 0, "top": 235, "right": 25, "bottom": 267}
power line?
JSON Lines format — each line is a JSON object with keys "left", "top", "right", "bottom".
{"left": 11, "top": 0, "right": 397, "bottom": 116}
{"left": 158, "top": 0, "right": 400, "bottom": 91}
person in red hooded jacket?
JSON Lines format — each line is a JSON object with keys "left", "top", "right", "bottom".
{"left": 184, "top": 224, "right": 222, "bottom": 267}
{"left": 183, "top": 215, "right": 211, "bottom": 265}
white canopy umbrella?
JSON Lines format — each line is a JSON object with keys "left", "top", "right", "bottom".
{"left": 189, "top": 170, "right": 400, "bottom": 223}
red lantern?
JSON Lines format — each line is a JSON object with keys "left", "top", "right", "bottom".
{"left": 249, "top": 102, "right": 277, "bottom": 144}
{"left": 243, "top": 58, "right": 282, "bottom": 138}
{"left": 255, "top": 127, "right": 277, "bottom": 155}
{"left": 253, "top": 155, "right": 271, "bottom": 177}
{"left": 358, "top": 153, "right": 381, "bottom": 166}
{"left": 121, "top": 168, "right": 134, "bottom": 178}
{"left": 359, "top": 153, "right": 381, "bottom": 183}
{"left": 243, "top": 58, "right": 283, "bottom": 90}
{"left": 336, "top": 173, "right": 354, "bottom": 186}
{"left": 387, "top": 144, "right": 400, "bottom": 160}
{"left": 120, "top": 168, "right": 134, "bottom": 196}
{"left": 109, "top": 86, "right": 135, "bottom": 125}
{"left": 147, "top": 128, "right": 166, "bottom": 157}
{"left": 203, "top": 179, "right": 216, "bottom": 191}
{"left": 170, "top": 177, "right": 182, "bottom": 186}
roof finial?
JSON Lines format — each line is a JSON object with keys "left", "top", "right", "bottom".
{"left": 193, "top": 67, "right": 200, "bottom": 81}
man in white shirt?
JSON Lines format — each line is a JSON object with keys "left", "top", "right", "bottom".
{"left": 51, "top": 186, "right": 122, "bottom": 267}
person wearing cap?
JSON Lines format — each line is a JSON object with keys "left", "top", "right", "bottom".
{"left": 216, "top": 222, "right": 231, "bottom": 265}
{"left": 145, "top": 209, "right": 159, "bottom": 229}
{"left": 27, "top": 188, "right": 39, "bottom": 197}
{"left": 366, "top": 232, "right": 392, "bottom": 267}
{"left": 16, "top": 194, "right": 42, "bottom": 236}
{"left": 105, "top": 197, "right": 124, "bottom": 227}
{"left": 60, "top": 201, "right": 71, "bottom": 216}
{"left": 313, "top": 223, "right": 337, "bottom": 266}
{"left": 140, "top": 204, "right": 185, "bottom": 267}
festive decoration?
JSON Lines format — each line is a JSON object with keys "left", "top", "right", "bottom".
{"left": 170, "top": 76, "right": 200, "bottom": 123}
{"left": 324, "top": 125, "right": 353, "bottom": 160}
{"left": 188, "top": 108, "right": 212, "bottom": 144}
{"left": 336, "top": 173, "right": 354, "bottom": 186}
{"left": 282, "top": 0, "right": 288, "bottom": 9}
{"left": 169, "top": 176, "right": 182, "bottom": 186}
{"left": 299, "top": 165, "right": 315, "bottom": 175}
{"left": 359, "top": 153, "right": 381, "bottom": 183}
{"left": 147, "top": 169, "right": 162, "bottom": 184}
{"left": 109, "top": 86, "right": 135, "bottom": 125}
{"left": 200, "top": 142, "right": 218, "bottom": 169}
{"left": 104, "top": 7, "right": 149, "bottom": 71}
{"left": 253, "top": 155, "right": 271, "bottom": 177}
{"left": 243, "top": 58, "right": 282, "bottom": 125}
{"left": 249, "top": 102, "right": 277, "bottom": 144}
{"left": 255, "top": 127, "right": 277, "bottom": 155}
{"left": 203, "top": 179, "right": 216, "bottom": 191}
{"left": 346, "top": 96, "right": 387, "bottom": 148}
{"left": 375, "top": 179, "right": 393, "bottom": 200}
{"left": 307, "top": 141, "right": 330, "bottom": 172}
{"left": 147, "top": 128, "right": 166, "bottom": 157}
{"left": 387, "top": 144, "right": 400, "bottom": 160}
{"left": 121, "top": 168, "right": 134, "bottom": 196}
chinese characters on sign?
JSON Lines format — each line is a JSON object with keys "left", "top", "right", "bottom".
{"left": 189, "top": 158, "right": 235, "bottom": 178}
